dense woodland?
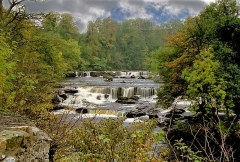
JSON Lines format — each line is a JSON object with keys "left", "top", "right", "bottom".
{"left": 1, "top": 0, "right": 240, "bottom": 161}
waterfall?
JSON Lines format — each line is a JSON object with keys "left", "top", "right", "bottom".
{"left": 122, "top": 87, "right": 135, "bottom": 98}
{"left": 82, "top": 71, "right": 91, "bottom": 77}
{"left": 89, "top": 87, "right": 118, "bottom": 100}
{"left": 130, "top": 71, "right": 140, "bottom": 77}
{"left": 111, "top": 88, "right": 118, "bottom": 99}
{"left": 136, "top": 87, "right": 157, "bottom": 98}
{"left": 75, "top": 72, "right": 79, "bottom": 77}
{"left": 139, "top": 71, "right": 148, "bottom": 78}
{"left": 117, "top": 71, "right": 149, "bottom": 78}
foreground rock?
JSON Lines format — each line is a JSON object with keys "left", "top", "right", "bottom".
{"left": 0, "top": 113, "right": 51, "bottom": 162}
{"left": 125, "top": 106, "right": 160, "bottom": 118}
{"left": 116, "top": 96, "right": 139, "bottom": 104}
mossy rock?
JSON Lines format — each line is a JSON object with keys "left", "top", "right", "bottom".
{"left": 0, "top": 130, "right": 30, "bottom": 150}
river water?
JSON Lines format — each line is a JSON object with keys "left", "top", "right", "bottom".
{"left": 57, "top": 71, "right": 163, "bottom": 117}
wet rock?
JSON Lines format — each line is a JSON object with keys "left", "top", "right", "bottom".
{"left": 116, "top": 97, "right": 138, "bottom": 104}
{"left": 117, "top": 96, "right": 128, "bottom": 100}
{"left": 130, "top": 96, "right": 139, "bottom": 100}
{"left": 59, "top": 93, "right": 67, "bottom": 100}
{"left": 104, "top": 94, "right": 109, "bottom": 99}
{"left": 138, "top": 76, "right": 145, "bottom": 79}
{"left": 65, "top": 71, "right": 77, "bottom": 77}
{"left": 51, "top": 104, "right": 66, "bottom": 111}
{"left": 104, "top": 71, "right": 116, "bottom": 77}
{"left": 75, "top": 108, "right": 88, "bottom": 114}
{"left": 173, "top": 108, "right": 185, "bottom": 114}
{"left": 52, "top": 95, "right": 63, "bottom": 104}
{"left": 103, "top": 75, "right": 113, "bottom": 82}
{"left": 165, "top": 113, "right": 182, "bottom": 118}
{"left": 126, "top": 111, "right": 146, "bottom": 118}
{"left": 90, "top": 71, "right": 102, "bottom": 77}
{"left": 181, "top": 111, "right": 195, "bottom": 119}
{"left": 147, "top": 109, "right": 159, "bottom": 119}
{"left": 64, "top": 89, "right": 78, "bottom": 94}
{"left": 131, "top": 75, "right": 135, "bottom": 78}
{"left": 96, "top": 95, "right": 101, "bottom": 100}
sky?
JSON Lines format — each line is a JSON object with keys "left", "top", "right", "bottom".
{"left": 20, "top": 0, "right": 216, "bottom": 33}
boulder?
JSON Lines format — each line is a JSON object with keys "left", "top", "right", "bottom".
{"left": 0, "top": 117, "right": 51, "bottom": 162}
{"left": 64, "top": 89, "right": 78, "bottom": 94}
{"left": 75, "top": 108, "right": 88, "bottom": 114}
{"left": 59, "top": 93, "right": 67, "bottom": 100}
{"left": 116, "top": 97, "right": 138, "bottom": 104}
{"left": 138, "top": 76, "right": 145, "bottom": 79}
{"left": 130, "top": 96, "right": 139, "bottom": 100}
{"left": 173, "top": 108, "right": 185, "bottom": 114}
{"left": 165, "top": 113, "right": 182, "bottom": 118}
{"left": 105, "top": 71, "right": 116, "bottom": 77}
{"left": 51, "top": 104, "right": 66, "bottom": 111}
{"left": 104, "top": 94, "right": 109, "bottom": 99}
{"left": 126, "top": 111, "right": 146, "bottom": 118}
{"left": 51, "top": 95, "right": 62, "bottom": 104}
{"left": 146, "top": 108, "right": 160, "bottom": 119}
{"left": 65, "top": 71, "right": 77, "bottom": 77}
{"left": 90, "top": 71, "right": 102, "bottom": 77}
{"left": 96, "top": 95, "right": 101, "bottom": 100}
{"left": 103, "top": 75, "right": 113, "bottom": 82}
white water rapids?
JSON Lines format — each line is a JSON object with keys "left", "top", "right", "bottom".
{"left": 55, "top": 71, "right": 164, "bottom": 122}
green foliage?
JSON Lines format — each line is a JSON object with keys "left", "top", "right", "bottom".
{"left": 182, "top": 48, "right": 226, "bottom": 114}
{"left": 80, "top": 18, "right": 182, "bottom": 70}
{"left": 175, "top": 120, "right": 189, "bottom": 132}
{"left": 150, "top": 47, "right": 177, "bottom": 78}
{"left": 0, "top": 34, "right": 14, "bottom": 110}
{"left": 59, "top": 118, "right": 167, "bottom": 162}
{"left": 174, "top": 139, "right": 205, "bottom": 162}
{"left": 154, "top": 0, "right": 240, "bottom": 117}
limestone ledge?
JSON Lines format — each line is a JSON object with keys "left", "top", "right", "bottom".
{"left": 0, "top": 126, "right": 51, "bottom": 162}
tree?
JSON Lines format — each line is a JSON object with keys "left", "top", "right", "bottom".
{"left": 0, "top": 34, "right": 14, "bottom": 110}
{"left": 199, "top": 0, "right": 240, "bottom": 117}
{"left": 57, "top": 13, "right": 80, "bottom": 40}
{"left": 182, "top": 48, "right": 226, "bottom": 115}
{"left": 155, "top": 17, "right": 205, "bottom": 108}
{"left": 155, "top": 0, "right": 240, "bottom": 116}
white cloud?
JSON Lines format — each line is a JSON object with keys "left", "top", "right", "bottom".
{"left": 118, "top": 0, "right": 153, "bottom": 20}
{"left": 20, "top": 0, "right": 212, "bottom": 32}
{"left": 202, "top": 0, "right": 215, "bottom": 4}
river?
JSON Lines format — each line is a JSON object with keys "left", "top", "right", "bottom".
{"left": 55, "top": 71, "right": 163, "bottom": 118}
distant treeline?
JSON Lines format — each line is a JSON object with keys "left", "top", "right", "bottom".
{"left": 80, "top": 17, "right": 182, "bottom": 70}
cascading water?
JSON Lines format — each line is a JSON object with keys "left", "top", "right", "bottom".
{"left": 82, "top": 71, "right": 91, "bottom": 77}
{"left": 136, "top": 87, "right": 157, "bottom": 98}
{"left": 116, "top": 71, "right": 148, "bottom": 78}
{"left": 60, "top": 71, "right": 162, "bottom": 111}
{"left": 122, "top": 87, "right": 135, "bottom": 98}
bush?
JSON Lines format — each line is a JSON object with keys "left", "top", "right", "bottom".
{"left": 59, "top": 117, "right": 168, "bottom": 162}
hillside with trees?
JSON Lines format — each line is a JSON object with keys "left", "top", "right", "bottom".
{"left": 79, "top": 18, "right": 182, "bottom": 70}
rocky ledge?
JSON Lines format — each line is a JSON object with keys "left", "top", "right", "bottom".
{"left": 0, "top": 113, "right": 51, "bottom": 162}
